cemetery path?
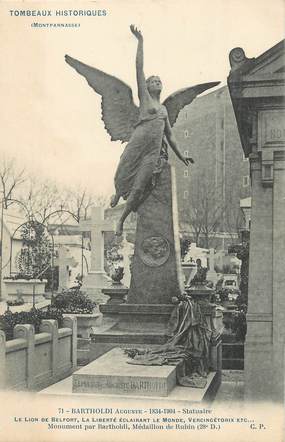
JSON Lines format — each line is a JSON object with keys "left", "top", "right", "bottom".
{"left": 214, "top": 370, "right": 244, "bottom": 404}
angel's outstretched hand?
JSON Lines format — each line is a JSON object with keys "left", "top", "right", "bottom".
{"left": 182, "top": 156, "right": 195, "bottom": 166}
{"left": 130, "top": 25, "right": 143, "bottom": 41}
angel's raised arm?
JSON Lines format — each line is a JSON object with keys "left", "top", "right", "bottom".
{"left": 130, "top": 25, "right": 147, "bottom": 102}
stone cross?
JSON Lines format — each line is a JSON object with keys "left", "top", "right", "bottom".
{"left": 78, "top": 206, "right": 115, "bottom": 274}
{"left": 55, "top": 245, "right": 78, "bottom": 291}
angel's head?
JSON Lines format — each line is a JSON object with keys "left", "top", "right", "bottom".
{"left": 146, "top": 76, "right": 162, "bottom": 95}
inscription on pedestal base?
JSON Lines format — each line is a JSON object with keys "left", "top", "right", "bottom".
{"left": 72, "top": 347, "right": 178, "bottom": 397}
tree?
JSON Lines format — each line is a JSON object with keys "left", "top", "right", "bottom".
{"left": 223, "top": 187, "right": 246, "bottom": 244}
{"left": 19, "top": 177, "right": 65, "bottom": 223}
{"left": 0, "top": 156, "right": 110, "bottom": 298}
{"left": 18, "top": 177, "right": 108, "bottom": 225}
{"left": 0, "top": 156, "right": 27, "bottom": 299}
{"left": 187, "top": 176, "right": 225, "bottom": 248}
{"left": 64, "top": 185, "right": 108, "bottom": 222}
{"left": 0, "top": 156, "right": 26, "bottom": 209}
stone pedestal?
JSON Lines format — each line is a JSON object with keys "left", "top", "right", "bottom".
{"left": 63, "top": 312, "right": 102, "bottom": 366}
{"left": 128, "top": 163, "right": 184, "bottom": 304}
{"left": 92, "top": 297, "right": 223, "bottom": 376}
{"left": 102, "top": 284, "right": 128, "bottom": 305}
{"left": 91, "top": 303, "right": 174, "bottom": 361}
{"left": 228, "top": 40, "right": 285, "bottom": 401}
{"left": 92, "top": 164, "right": 182, "bottom": 356}
{"left": 186, "top": 284, "right": 223, "bottom": 373}
{"left": 99, "top": 304, "right": 173, "bottom": 334}
{"left": 88, "top": 163, "right": 222, "bottom": 399}
{"left": 186, "top": 284, "right": 214, "bottom": 302}
{"left": 81, "top": 271, "right": 112, "bottom": 302}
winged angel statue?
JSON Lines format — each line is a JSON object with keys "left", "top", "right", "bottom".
{"left": 65, "top": 25, "right": 219, "bottom": 235}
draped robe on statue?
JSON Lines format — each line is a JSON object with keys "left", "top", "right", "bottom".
{"left": 114, "top": 106, "right": 168, "bottom": 208}
{"left": 125, "top": 297, "right": 212, "bottom": 388}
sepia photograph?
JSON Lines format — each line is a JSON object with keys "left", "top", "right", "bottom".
{"left": 0, "top": 0, "right": 284, "bottom": 441}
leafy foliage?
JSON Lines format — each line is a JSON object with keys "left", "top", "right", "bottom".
{"left": 51, "top": 288, "right": 96, "bottom": 314}
{"left": 0, "top": 307, "right": 64, "bottom": 341}
{"left": 7, "top": 298, "right": 24, "bottom": 307}
{"left": 110, "top": 266, "right": 124, "bottom": 283}
{"left": 16, "top": 220, "right": 53, "bottom": 279}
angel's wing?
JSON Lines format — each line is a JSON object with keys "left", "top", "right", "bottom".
{"left": 163, "top": 82, "right": 220, "bottom": 127}
{"left": 65, "top": 55, "right": 139, "bottom": 143}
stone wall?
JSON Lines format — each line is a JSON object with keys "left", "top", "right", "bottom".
{"left": 0, "top": 316, "right": 77, "bottom": 391}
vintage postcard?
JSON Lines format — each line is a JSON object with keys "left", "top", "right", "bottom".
{"left": 0, "top": 0, "right": 284, "bottom": 441}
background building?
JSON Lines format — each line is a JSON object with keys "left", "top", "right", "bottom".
{"left": 169, "top": 85, "right": 251, "bottom": 250}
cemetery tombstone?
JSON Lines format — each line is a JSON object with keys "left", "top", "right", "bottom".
{"left": 55, "top": 245, "right": 78, "bottom": 292}
{"left": 77, "top": 206, "right": 115, "bottom": 300}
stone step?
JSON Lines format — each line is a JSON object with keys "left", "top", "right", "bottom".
{"left": 222, "top": 359, "right": 244, "bottom": 370}
{"left": 221, "top": 333, "right": 239, "bottom": 343}
{"left": 92, "top": 330, "right": 167, "bottom": 345}
{"left": 222, "top": 342, "right": 244, "bottom": 370}
{"left": 222, "top": 343, "right": 244, "bottom": 359}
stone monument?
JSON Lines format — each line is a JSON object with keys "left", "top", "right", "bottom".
{"left": 65, "top": 25, "right": 222, "bottom": 400}
{"left": 127, "top": 164, "right": 184, "bottom": 304}
{"left": 55, "top": 245, "right": 78, "bottom": 292}
{"left": 228, "top": 39, "right": 285, "bottom": 401}
{"left": 96, "top": 163, "right": 185, "bottom": 351}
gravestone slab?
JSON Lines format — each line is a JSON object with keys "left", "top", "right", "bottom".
{"left": 72, "top": 347, "right": 177, "bottom": 397}
{"left": 128, "top": 163, "right": 184, "bottom": 304}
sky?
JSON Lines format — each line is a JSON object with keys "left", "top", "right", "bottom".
{"left": 0, "top": 0, "right": 284, "bottom": 197}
